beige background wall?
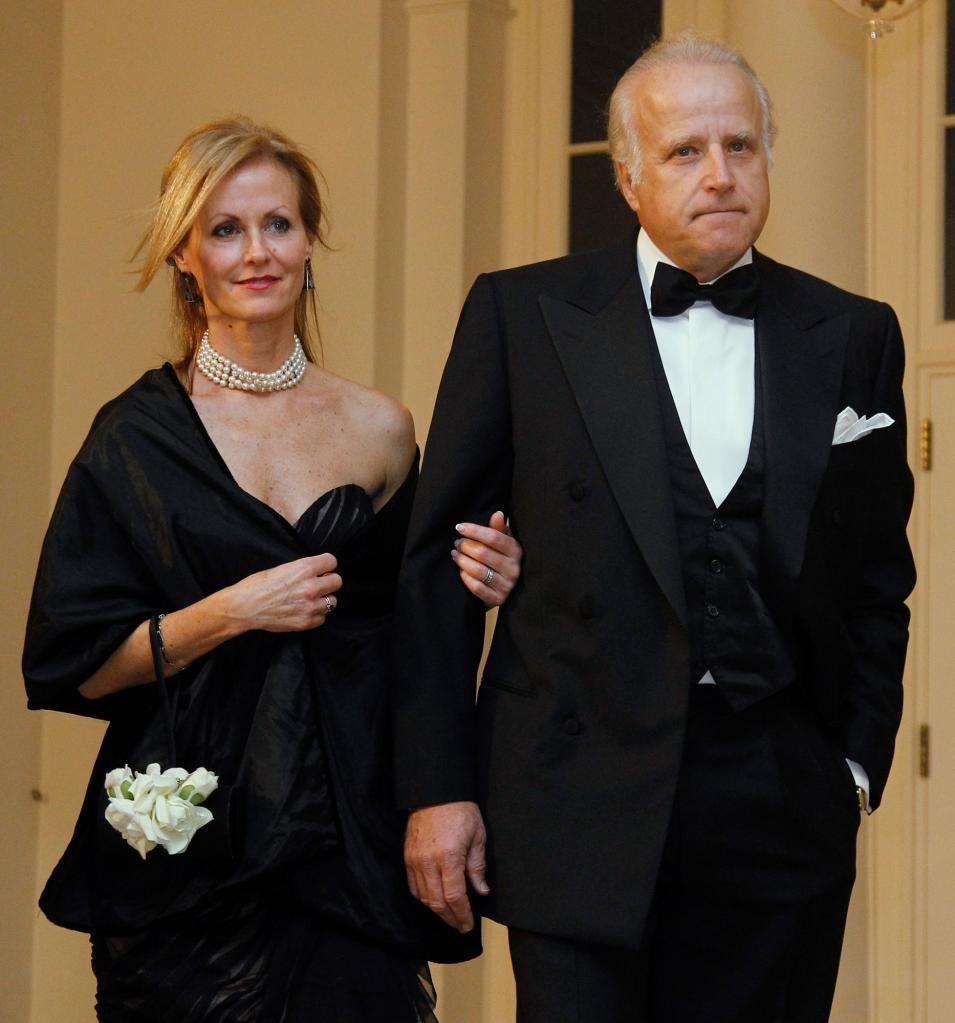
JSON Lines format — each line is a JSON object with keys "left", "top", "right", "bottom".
{"left": 0, "top": 1, "right": 889, "bottom": 1021}
{"left": 727, "top": 0, "right": 868, "bottom": 294}
{"left": 1, "top": 5, "right": 62, "bottom": 1022}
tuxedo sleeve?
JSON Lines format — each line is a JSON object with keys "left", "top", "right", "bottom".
{"left": 841, "top": 304, "right": 915, "bottom": 809}
{"left": 393, "top": 274, "right": 513, "bottom": 808}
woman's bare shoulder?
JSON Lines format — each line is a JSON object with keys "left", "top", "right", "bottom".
{"left": 312, "top": 370, "right": 412, "bottom": 438}
{"left": 305, "top": 368, "right": 416, "bottom": 500}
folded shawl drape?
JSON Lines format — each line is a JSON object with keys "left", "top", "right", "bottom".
{"left": 23, "top": 364, "right": 478, "bottom": 964}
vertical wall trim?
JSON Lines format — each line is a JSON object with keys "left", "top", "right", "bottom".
{"left": 500, "top": 0, "right": 571, "bottom": 268}
{"left": 399, "top": 0, "right": 509, "bottom": 447}
{"left": 865, "top": 12, "right": 925, "bottom": 1023}
{"left": 0, "top": 3, "right": 64, "bottom": 1020}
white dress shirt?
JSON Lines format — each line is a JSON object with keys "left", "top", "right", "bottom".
{"left": 635, "top": 230, "right": 871, "bottom": 810}
{"left": 636, "top": 229, "right": 754, "bottom": 507}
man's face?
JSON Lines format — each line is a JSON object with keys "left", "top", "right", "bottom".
{"left": 617, "top": 62, "right": 770, "bottom": 282}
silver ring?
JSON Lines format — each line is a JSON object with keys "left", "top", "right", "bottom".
{"left": 483, "top": 567, "right": 495, "bottom": 586}
{"left": 323, "top": 595, "right": 334, "bottom": 613}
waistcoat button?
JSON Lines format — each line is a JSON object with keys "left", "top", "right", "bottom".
{"left": 711, "top": 517, "right": 726, "bottom": 531}
{"left": 706, "top": 603, "right": 720, "bottom": 618}
{"left": 709, "top": 559, "right": 724, "bottom": 573}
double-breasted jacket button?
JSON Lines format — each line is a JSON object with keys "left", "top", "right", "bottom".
{"left": 578, "top": 595, "right": 595, "bottom": 619}
{"left": 563, "top": 716, "right": 581, "bottom": 736}
{"left": 568, "top": 480, "right": 589, "bottom": 502}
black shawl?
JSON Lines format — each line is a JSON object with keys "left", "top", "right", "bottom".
{"left": 23, "top": 364, "right": 477, "bottom": 963}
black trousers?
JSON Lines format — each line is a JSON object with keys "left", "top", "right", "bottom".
{"left": 509, "top": 685, "right": 860, "bottom": 1023}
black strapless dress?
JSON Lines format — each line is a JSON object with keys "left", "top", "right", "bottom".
{"left": 90, "top": 485, "right": 438, "bottom": 1022}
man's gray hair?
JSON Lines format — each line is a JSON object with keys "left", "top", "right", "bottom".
{"left": 608, "top": 35, "right": 777, "bottom": 185}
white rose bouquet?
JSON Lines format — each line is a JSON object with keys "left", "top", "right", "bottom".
{"left": 104, "top": 763, "right": 219, "bottom": 859}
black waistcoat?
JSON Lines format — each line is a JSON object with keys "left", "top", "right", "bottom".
{"left": 649, "top": 336, "right": 796, "bottom": 709}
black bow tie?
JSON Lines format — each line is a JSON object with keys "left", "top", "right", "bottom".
{"left": 650, "top": 261, "right": 759, "bottom": 319}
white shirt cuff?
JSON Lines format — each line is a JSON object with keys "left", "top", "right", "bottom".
{"left": 846, "top": 758, "right": 872, "bottom": 814}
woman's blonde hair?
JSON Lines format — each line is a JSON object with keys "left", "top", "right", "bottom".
{"left": 134, "top": 116, "right": 329, "bottom": 366}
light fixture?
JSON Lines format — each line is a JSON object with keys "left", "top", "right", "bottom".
{"left": 830, "top": 0, "right": 929, "bottom": 39}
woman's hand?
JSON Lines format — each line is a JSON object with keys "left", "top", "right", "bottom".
{"left": 227, "top": 553, "right": 342, "bottom": 632}
{"left": 79, "top": 553, "right": 342, "bottom": 700}
{"left": 451, "top": 511, "right": 522, "bottom": 608}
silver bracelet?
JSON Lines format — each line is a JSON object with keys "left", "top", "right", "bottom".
{"left": 155, "top": 613, "right": 185, "bottom": 672}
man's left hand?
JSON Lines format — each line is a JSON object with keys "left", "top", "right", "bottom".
{"left": 405, "top": 800, "right": 489, "bottom": 933}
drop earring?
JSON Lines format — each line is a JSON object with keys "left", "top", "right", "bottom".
{"left": 180, "top": 271, "right": 201, "bottom": 303}
{"left": 303, "top": 257, "right": 315, "bottom": 292}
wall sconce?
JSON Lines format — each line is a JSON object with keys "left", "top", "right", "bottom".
{"left": 830, "top": 0, "right": 929, "bottom": 38}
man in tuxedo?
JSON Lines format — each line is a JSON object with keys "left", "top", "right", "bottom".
{"left": 394, "top": 35, "right": 914, "bottom": 1023}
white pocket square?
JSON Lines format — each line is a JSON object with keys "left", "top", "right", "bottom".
{"left": 832, "top": 406, "right": 895, "bottom": 445}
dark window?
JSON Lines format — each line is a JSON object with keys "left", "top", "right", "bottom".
{"left": 947, "top": 1, "right": 955, "bottom": 320}
{"left": 568, "top": 0, "right": 662, "bottom": 253}
{"left": 947, "top": 0, "right": 955, "bottom": 115}
{"left": 569, "top": 153, "right": 634, "bottom": 253}
{"left": 571, "top": 1, "right": 661, "bottom": 144}
{"left": 945, "top": 126, "right": 955, "bottom": 320}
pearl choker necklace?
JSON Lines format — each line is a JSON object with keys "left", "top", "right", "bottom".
{"left": 195, "top": 331, "right": 307, "bottom": 392}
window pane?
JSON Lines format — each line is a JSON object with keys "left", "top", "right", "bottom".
{"left": 945, "top": 127, "right": 955, "bottom": 320}
{"left": 947, "top": 0, "right": 955, "bottom": 115}
{"left": 569, "top": 153, "right": 636, "bottom": 253}
{"left": 571, "top": 0, "right": 661, "bottom": 144}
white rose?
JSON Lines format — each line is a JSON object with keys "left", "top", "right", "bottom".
{"left": 150, "top": 793, "right": 214, "bottom": 855}
{"left": 104, "top": 798, "right": 158, "bottom": 860}
{"left": 145, "top": 763, "right": 189, "bottom": 794}
{"left": 104, "top": 765, "right": 133, "bottom": 800}
{"left": 126, "top": 764, "right": 186, "bottom": 814}
{"left": 178, "top": 767, "right": 219, "bottom": 805}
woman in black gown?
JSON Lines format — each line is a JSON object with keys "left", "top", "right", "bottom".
{"left": 23, "top": 117, "right": 521, "bottom": 1022}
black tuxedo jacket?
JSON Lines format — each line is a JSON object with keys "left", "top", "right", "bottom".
{"left": 393, "top": 236, "right": 915, "bottom": 947}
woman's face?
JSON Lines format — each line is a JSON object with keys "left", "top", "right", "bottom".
{"left": 174, "top": 157, "right": 311, "bottom": 332}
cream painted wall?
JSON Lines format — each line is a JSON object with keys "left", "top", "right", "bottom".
{"left": 726, "top": 0, "right": 868, "bottom": 294}
{"left": 1, "top": 5, "right": 62, "bottom": 1022}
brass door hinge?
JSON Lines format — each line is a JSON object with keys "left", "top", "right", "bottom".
{"left": 920, "top": 418, "right": 932, "bottom": 471}
{"left": 919, "top": 724, "right": 930, "bottom": 778}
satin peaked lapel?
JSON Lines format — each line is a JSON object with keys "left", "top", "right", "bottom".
{"left": 757, "top": 268, "right": 849, "bottom": 619}
{"left": 541, "top": 274, "right": 686, "bottom": 627}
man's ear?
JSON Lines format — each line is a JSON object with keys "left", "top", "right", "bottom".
{"left": 615, "top": 162, "right": 640, "bottom": 215}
